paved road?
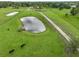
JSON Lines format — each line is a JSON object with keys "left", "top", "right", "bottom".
{"left": 39, "top": 12, "right": 72, "bottom": 43}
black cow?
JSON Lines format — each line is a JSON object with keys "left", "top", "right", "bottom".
{"left": 20, "top": 43, "right": 26, "bottom": 48}
{"left": 9, "top": 49, "right": 15, "bottom": 54}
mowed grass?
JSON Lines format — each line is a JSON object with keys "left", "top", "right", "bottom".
{"left": 44, "top": 8, "right": 79, "bottom": 42}
{"left": 0, "top": 7, "right": 65, "bottom": 56}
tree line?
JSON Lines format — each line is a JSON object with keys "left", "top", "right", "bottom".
{"left": 0, "top": 1, "right": 79, "bottom": 15}
{"left": 0, "top": 1, "right": 78, "bottom": 8}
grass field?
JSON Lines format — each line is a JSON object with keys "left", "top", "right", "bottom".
{"left": 44, "top": 8, "right": 79, "bottom": 43}
{"left": 0, "top": 7, "right": 66, "bottom": 56}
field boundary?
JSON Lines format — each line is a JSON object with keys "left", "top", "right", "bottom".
{"left": 39, "top": 12, "right": 73, "bottom": 44}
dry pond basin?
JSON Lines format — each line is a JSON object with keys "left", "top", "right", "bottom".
{"left": 6, "top": 12, "right": 19, "bottom": 16}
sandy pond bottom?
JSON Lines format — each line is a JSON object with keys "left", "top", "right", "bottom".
{"left": 20, "top": 17, "right": 46, "bottom": 33}
{"left": 6, "top": 12, "right": 19, "bottom": 16}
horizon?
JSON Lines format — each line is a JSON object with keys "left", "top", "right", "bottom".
{"left": 0, "top": 0, "right": 79, "bottom": 2}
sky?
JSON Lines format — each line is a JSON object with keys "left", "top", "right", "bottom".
{"left": 0, "top": 0, "right": 79, "bottom": 2}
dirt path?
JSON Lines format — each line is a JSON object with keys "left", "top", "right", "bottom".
{"left": 39, "top": 12, "right": 72, "bottom": 43}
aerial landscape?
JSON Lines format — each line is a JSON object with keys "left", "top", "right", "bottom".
{"left": 0, "top": 1, "right": 79, "bottom": 57}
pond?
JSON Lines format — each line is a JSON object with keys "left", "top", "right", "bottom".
{"left": 20, "top": 17, "right": 46, "bottom": 33}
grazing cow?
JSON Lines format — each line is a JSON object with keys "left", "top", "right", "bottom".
{"left": 9, "top": 49, "right": 15, "bottom": 54}
{"left": 20, "top": 43, "right": 26, "bottom": 48}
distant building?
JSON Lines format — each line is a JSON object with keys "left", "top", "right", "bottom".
{"left": 71, "top": 5, "right": 76, "bottom": 8}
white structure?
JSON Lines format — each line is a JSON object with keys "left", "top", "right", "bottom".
{"left": 71, "top": 5, "right": 76, "bottom": 8}
{"left": 6, "top": 12, "right": 19, "bottom": 16}
{"left": 20, "top": 17, "right": 46, "bottom": 33}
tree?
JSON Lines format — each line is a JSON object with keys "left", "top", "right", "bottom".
{"left": 70, "top": 8, "right": 77, "bottom": 16}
